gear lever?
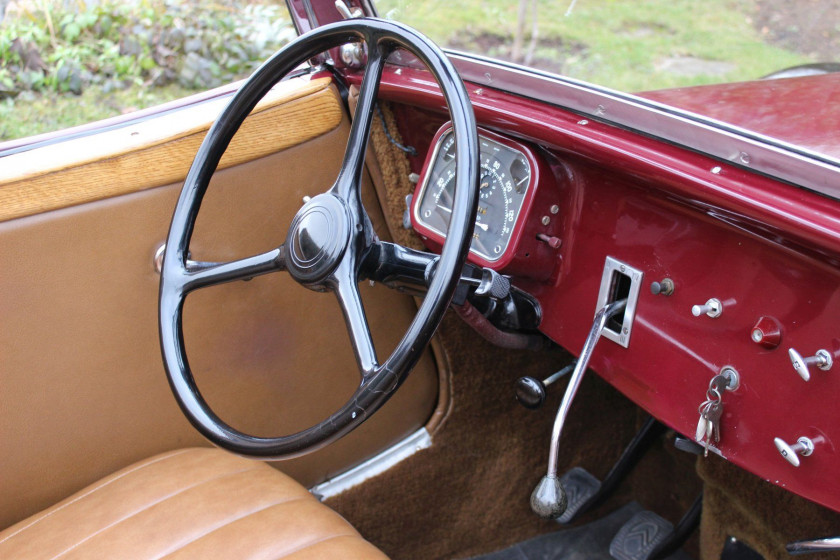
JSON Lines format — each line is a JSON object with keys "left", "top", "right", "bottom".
{"left": 530, "top": 299, "right": 627, "bottom": 519}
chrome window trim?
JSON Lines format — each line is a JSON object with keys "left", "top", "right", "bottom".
{"left": 445, "top": 50, "right": 840, "bottom": 200}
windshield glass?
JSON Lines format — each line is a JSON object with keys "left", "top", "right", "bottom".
{"left": 0, "top": 0, "right": 293, "bottom": 142}
{"left": 375, "top": 0, "right": 840, "bottom": 167}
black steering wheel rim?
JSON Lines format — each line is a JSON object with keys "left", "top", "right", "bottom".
{"left": 159, "top": 18, "right": 478, "bottom": 459}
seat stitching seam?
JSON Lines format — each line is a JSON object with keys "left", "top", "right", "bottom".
{"left": 47, "top": 465, "right": 263, "bottom": 560}
{"left": 0, "top": 449, "right": 192, "bottom": 545}
{"left": 153, "top": 496, "right": 312, "bottom": 560}
{"left": 271, "top": 533, "right": 359, "bottom": 560}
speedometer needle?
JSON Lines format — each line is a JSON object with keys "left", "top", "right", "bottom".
{"left": 474, "top": 222, "right": 489, "bottom": 232}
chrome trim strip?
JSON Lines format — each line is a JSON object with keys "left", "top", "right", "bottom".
{"left": 787, "top": 537, "right": 840, "bottom": 555}
{"left": 446, "top": 51, "right": 840, "bottom": 199}
{"left": 310, "top": 428, "right": 432, "bottom": 500}
{"left": 596, "top": 257, "right": 643, "bottom": 349}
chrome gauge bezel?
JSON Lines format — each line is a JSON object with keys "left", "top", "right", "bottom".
{"left": 412, "top": 125, "right": 536, "bottom": 266}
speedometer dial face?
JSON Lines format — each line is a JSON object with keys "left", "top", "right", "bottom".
{"left": 414, "top": 129, "right": 532, "bottom": 263}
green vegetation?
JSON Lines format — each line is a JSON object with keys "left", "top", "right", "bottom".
{"left": 0, "top": 82, "right": 193, "bottom": 139}
{"left": 0, "top": 0, "right": 820, "bottom": 141}
{"left": 377, "top": 0, "right": 810, "bottom": 91}
{"left": 0, "top": 0, "right": 293, "bottom": 140}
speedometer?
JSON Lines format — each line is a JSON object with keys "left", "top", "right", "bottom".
{"left": 413, "top": 127, "right": 533, "bottom": 263}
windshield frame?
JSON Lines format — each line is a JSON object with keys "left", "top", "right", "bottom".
{"left": 294, "top": 0, "right": 840, "bottom": 198}
{"left": 444, "top": 50, "right": 840, "bottom": 200}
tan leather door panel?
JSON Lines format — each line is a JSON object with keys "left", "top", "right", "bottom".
{"left": 0, "top": 81, "right": 438, "bottom": 528}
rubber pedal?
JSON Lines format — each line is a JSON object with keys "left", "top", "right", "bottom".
{"left": 610, "top": 510, "right": 674, "bottom": 560}
{"left": 557, "top": 467, "right": 602, "bottom": 524}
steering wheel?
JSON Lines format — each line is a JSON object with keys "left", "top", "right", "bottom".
{"left": 159, "top": 18, "right": 478, "bottom": 459}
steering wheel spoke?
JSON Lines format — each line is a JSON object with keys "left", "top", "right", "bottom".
{"left": 333, "top": 262, "right": 379, "bottom": 377}
{"left": 180, "top": 246, "right": 286, "bottom": 294}
{"left": 333, "top": 40, "right": 387, "bottom": 201}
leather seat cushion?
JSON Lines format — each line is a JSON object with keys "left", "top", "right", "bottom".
{"left": 0, "top": 448, "right": 388, "bottom": 559}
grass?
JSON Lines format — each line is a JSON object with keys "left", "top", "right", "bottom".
{"left": 376, "top": 0, "right": 810, "bottom": 91}
{"left": 0, "top": 83, "right": 194, "bottom": 140}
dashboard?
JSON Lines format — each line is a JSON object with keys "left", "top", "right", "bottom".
{"left": 405, "top": 116, "right": 840, "bottom": 514}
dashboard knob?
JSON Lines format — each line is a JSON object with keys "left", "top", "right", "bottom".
{"left": 536, "top": 233, "right": 562, "bottom": 249}
{"left": 773, "top": 436, "right": 814, "bottom": 467}
{"left": 751, "top": 316, "right": 782, "bottom": 349}
{"left": 788, "top": 348, "right": 833, "bottom": 382}
{"left": 515, "top": 362, "right": 576, "bottom": 410}
{"left": 515, "top": 377, "right": 547, "bottom": 409}
{"left": 650, "top": 278, "right": 674, "bottom": 296}
{"left": 691, "top": 298, "right": 722, "bottom": 318}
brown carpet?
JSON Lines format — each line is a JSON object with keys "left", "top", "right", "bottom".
{"left": 326, "top": 312, "right": 691, "bottom": 559}
{"left": 698, "top": 454, "right": 840, "bottom": 560}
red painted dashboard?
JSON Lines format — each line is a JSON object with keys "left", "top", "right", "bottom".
{"left": 352, "top": 67, "right": 840, "bottom": 513}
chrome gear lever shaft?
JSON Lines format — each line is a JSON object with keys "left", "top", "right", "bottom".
{"left": 530, "top": 299, "right": 627, "bottom": 519}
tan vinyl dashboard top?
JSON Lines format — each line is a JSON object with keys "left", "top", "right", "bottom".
{"left": 0, "top": 76, "right": 341, "bottom": 222}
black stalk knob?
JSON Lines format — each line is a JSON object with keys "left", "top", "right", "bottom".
{"left": 515, "top": 376, "right": 547, "bottom": 409}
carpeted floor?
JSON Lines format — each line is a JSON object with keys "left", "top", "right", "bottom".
{"left": 327, "top": 312, "right": 701, "bottom": 559}
{"left": 698, "top": 455, "right": 840, "bottom": 560}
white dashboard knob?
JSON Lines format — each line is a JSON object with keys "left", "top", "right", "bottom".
{"left": 774, "top": 436, "right": 814, "bottom": 467}
{"left": 691, "top": 298, "right": 722, "bottom": 318}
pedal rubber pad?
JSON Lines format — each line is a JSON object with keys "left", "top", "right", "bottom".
{"left": 557, "top": 467, "right": 601, "bottom": 524}
{"left": 610, "top": 510, "right": 674, "bottom": 560}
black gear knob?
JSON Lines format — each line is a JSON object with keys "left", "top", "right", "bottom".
{"left": 515, "top": 376, "right": 547, "bottom": 409}
{"left": 515, "top": 362, "right": 576, "bottom": 410}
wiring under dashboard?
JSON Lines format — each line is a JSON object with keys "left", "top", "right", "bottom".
{"left": 453, "top": 301, "right": 546, "bottom": 351}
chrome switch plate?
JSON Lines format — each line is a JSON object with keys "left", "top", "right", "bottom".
{"left": 596, "top": 256, "right": 643, "bottom": 348}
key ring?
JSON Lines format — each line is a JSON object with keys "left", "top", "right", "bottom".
{"left": 705, "top": 386, "right": 722, "bottom": 403}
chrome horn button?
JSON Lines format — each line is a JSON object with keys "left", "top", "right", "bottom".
{"left": 285, "top": 194, "right": 350, "bottom": 286}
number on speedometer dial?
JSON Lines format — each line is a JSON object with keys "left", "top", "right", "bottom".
{"left": 414, "top": 128, "right": 532, "bottom": 263}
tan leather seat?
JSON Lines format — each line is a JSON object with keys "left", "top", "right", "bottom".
{"left": 0, "top": 448, "right": 387, "bottom": 559}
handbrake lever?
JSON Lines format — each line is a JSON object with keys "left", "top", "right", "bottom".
{"left": 530, "top": 298, "right": 627, "bottom": 519}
